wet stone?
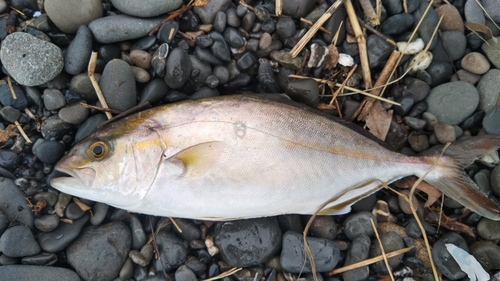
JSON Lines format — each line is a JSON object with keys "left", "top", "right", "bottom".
{"left": 477, "top": 218, "right": 500, "bottom": 240}
{"left": 280, "top": 231, "right": 340, "bottom": 273}
{"left": 0, "top": 225, "right": 40, "bottom": 257}
{"left": 261, "top": 19, "right": 276, "bottom": 33}
{"left": 186, "top": 55, "right": 212, "bottom": 92}
{"left": 343, "top": 211, "right": 378, "bottom": 240}
{"left": 226, "top": 8, "right": 240, "bottom": 28}
{"left": 254, "top": 5, "right": 271, "bottom": 22}
{"left": 100, "top": 59, "right": 137, "bottom": 112}
{"left": 426, "top": 61, "right": 453, "bottom": 87}
{"left": 195, "top": 46, "right": 223, "bottom": 65}
{"left": 432, "top": 232, "right": 468, "bottom": 280}
{"left": 34, "top": 214, "right": 60, "bottom": 232}
{"left": 67, "top": 221, "right": 131, "bottom": 281}
{"left": 38, "top": 214, "right": 89, "bottom": 252}
{"left": 210, "top": 32, "right": 231, "bottom": 62}
{"left": 276, "top": 17, "right": 296, "bottom": 38}
{"left": 195, "top": 34, "right": 214, "bottom": 48}
{"left": 215, "top": 218, "right": 281, "bottom": 267}
{"left": 367, "top": 34, "right": 393, "bottom": 69}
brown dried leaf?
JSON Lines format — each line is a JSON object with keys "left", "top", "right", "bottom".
{"left": 365, "top": 101, "right": 392, "bottom": 141}
{"left": 393, "top": 176, "right": 442, "bottom": 207}
{"left": 191, "top": 0, "right": 207, "bottom": 6}
{"left": 324, "top": 44, "right": 339, "bottom": 70}
{"left": 0, "top": 124, "right": 19, "bottom": 142}
{"left": 425, "top": 208, "right": 475, "bottom": 238}
{"left": 465, "top": 21, "right": 498, "bottom": 43}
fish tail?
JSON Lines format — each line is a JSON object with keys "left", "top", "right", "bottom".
{"left": 419, "top": 135, "right": 500, "bottom": 220}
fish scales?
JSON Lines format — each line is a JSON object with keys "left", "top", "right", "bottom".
{"left": 51, "top": 95, "right": 500, "bottom": 220}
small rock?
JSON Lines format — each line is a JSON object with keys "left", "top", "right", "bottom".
{"left": 380, "top": 14, "right": 414, "bottom": 36}
{"left": 276, "top": 17, "right": 296, "bottom": 38}
{"left": 0, "top": 106, "right": 20, "bottom": 123}
{"left": 43, "top": 89, "right": 66, "bottom": 111}
{"left": 38, "top": 214, "right": 89, "bottom": 252}
{"left": 89, "top": 15, "right": 164, "bottom": 44}
{"left": 452, "top": 69, "right": 481, "bottom": 85}
{"left": 433, "top": 123, "right": 456, "bottom": 143}
{"left": 175, "top": 265, "right": 198, "bottom": 281}
{"left": 477, "top": 69, "right": 500, "bottom": 113}
{"left": 342, "top": 233, "right": 371, "bottom": 281}
{"left": 483, "top": 106, "right": 500, "bottom": 135}
{"left": 193, "top": 0, "right": 231, "bottom": 24}
{"left": 59, "top": 103, "right": 89, "bottom": 124}
{"left": 33, "top": 141, "right": 65, "bottom": 164}
{"left": 308, "top": 215, "right": 337, "bottom": 240}
{"left": 470, "top": 240, "right": 500, "bottom": 271}
{"left": 282, "top": 0, "right": 316, "bottom": 18}
{"left": 90, "top": 202, "right": 108, "bottom": 226}
{"left": 153, "top": 230, "right": 187, "bottom": 272}
{"left": 343, "top": 211, "right": 378, "bottom": 240}
{"left": 432, "top": 232, "right": 468, "bottom": 280}
{"left": 367, "top": 34, "right": 393, "bottom": 69}
{"left": 0, "top": 265, "right": 80, "bottom": 281}
{"left": 477, "top": 218, "right": 500, "bottom": 240}
{"left": 461, "top": 52, "right": 490, "bottom": 75}
{"left": 100, "top": 59, "right": 137, "bottom": 111}
{"left": 482, "top": 37, "right": 500, "bottom": 69}
{"left": 0, "top": 178, "right": 34, "bottom": 228}
{"left": 64, "top": 25, "right": 93, "bottom": 75}
{"left": 111, "top": 0, "right": 182, "bottom": 17}
{"left": 270, "top": 50, "right": 302, "bottom": 70}
{"left": 165, "top": 48, "right": 192, "bottom": 89}
{"left": 286, "top": 79, "right": 319, "bottom": 107}
{"left": 370, "top": 231, "right": 404, "bottom": 274}
{"left": 34, "top": 214, "right": 60, "bottom": 232}
{"left": 465, "top": 0, "right": 485, "bottom": 25}
{"left": 64, "top": 202, "right": 84, "bottom": 220}
{"left": 0, "top": 225, "right": 40, "bottom": 257}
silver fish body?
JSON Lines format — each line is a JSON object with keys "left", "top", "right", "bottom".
{"left": 51, "top": 95, "right": 500, "bottom": 220}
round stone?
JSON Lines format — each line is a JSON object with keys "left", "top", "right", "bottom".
{"left": 461, "top": 52, "right": 490, "bottom": 75}
{"left": 45, "top": 0, "right": 103, "bottom": 33}
{"left": 99, "top": 59, "right": 137, "bottom": 112}
{"left": 0, "top": 32, "right": 63, "bottom": 86}
{"left": 110, "top": 0, "right": 182, "bottom": 17}
{"left": 164, "top": 48, "right": 192, "bottom": 89}
{"left": 435, "top": 4, "right": 464, "bottom": 33}
{"left": 33, "top": 141, "right": 65, "bottom": 164}
{"left": 59, "top": 103, "right": 89, "bottom": 125}
{"left": 88, "top": 15, "right": 164, "bottom": 44}
{"left": 0, "top": 225, "right": 40, "bottom": 257}
{"left": 477, "top": 69, "right": 500, "bottom": 113}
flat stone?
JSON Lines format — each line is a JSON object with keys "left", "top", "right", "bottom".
{"left": 45, "top": 0, "right": 102, "bottom": 33}
{"left": 477, "top": 69, "right": 500, "bottom": 113}
{"left": 64, "top": 25, "right": 93, "bottom": 75}
{"left": 110, "top": 0, "right": 182, "bottom": 17}
{"left": 432, "top": 232, "right": 468, "bottom": 280}
{"left": 0, "top": 177, "right": 33, "bottom": 228}
{"left": 89, "top": 15, "right": 164, "bottom": 44}
{"left": 0, "top": 32, "right": 63, "bottom": 86}
{"left": 99, "top": 59, "right": 137, "bottom": 111}
{"left": 193, "top": 0, "right": 231, "bottom": 24}
{"left": 482, "top": 37, "right": 500, "bottom": 69}
{"left": 0, "top": 265, "right": 80, "bottom": 281}
{"left": 0, "top": 225, "right": 40, "bottom": 257}
{"left": 435, "top": 4, "right": 464, "bottom": 33}
{"left": 59, "top": 103, "right": 89, "bottom": 125}
{"left": 431, "top": 31, "right": 466, "bottom": 62}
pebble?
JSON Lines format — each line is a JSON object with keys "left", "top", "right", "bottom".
{"left": 393, "top": 95, "right": 415, "bottom": 116}
{"left": 0, "top": 225, "right": 40, "bottom": 257}
{"left": 33, "top": 140, "right": 65, "bottom": 164}
{"left": 90, "top": 202, "right": 109, "bottom": 226}
{"left": 88, "top": 15, "right": 164, "bottom": 44}
{"left": 67, "top": 221, "right": 131, "bottom": 281}
{"left": 282, "top": 0, "right": 316, "bottom": 18}
{"left": 69, "top": 73, "right": 100, "bottom": 102}
{"left": 482, "top": 37, "right": 500, "bottom": 69}
{"left": 111, "top": 0, "right": 182, "bottom": 17}
{"left": 139, "top": 78, "right": 169, "bottom": 104}
{"left": 100, "top": 59, "right": 137, "bottom": 111}
{"left": 237, "top": 52, "right": 258, "bottom": 70}
{"left": 165, "top": 47, "right": 192, "bottom": 89}
{"left": 0, "top": 177, "right": 34, "bottom": 228}
{"left": 482, "top": 0, "right": 500, "bottom": 22}
{"left": 0, "top": 32, "right": 63, "bottom": 86}
{"left": 0, "top": 265, "right": 80, "bottom": 281}
{"left": 130, "top": 66, "right": 150, "bottom": 83}
{"left": 426, "top": 61, "right": 453, "bottom": 87}
{"left": 432, "top": 232, "right": 468, "bottom": 280}
{"left": 464, "top": 0, "right": 485, "bottom": 25}
{"left": 477, "top": 69, "right": 500, "bottom": 113}
{"left": 21, "top": 252, "right": 58, "bottom": 266}
{"left": 367, "top": 34, "right": 393, "bottom": 69}
{"left": 413, "top": 1, "right": 439, "bottom": 49}
{"left": 175, "top": 265, "right": 198, "bottom": 281}
{"left": 370, "top": 231, "right": 404, "bottom": 274}
{"left": 0, "top": 106, "right": 20, "bottom": 123}
{"left": 270, "top": 50, "right": 302, "bottom": 70}
{"left": 64, "top": 25, "right": 93, "bottom": 75}
{"left": 0, "top": 85, "right": 28, "bottom": 110}
{"left": 129, "top": 214, "right": 146, "bottom": 250}
{"left": 64, "top": 202, "right": 85, "bottom": 220}
{"left": 342, "top": 233, "right": 371, "bottom": 281}
{"left": 74, "top": 114, "right": 107, "bottom": 142}
{"left": 280, "top": 231, "right": 340, "bottom": 273}
{"left": 215, "top": 218, "right": 281, "bottom": 267}
{"left": 226, "top": 8, "right": 240, "bottom": 27}
{"left": 34, "top": 214, "right": 60, "bottom": 232}
{"left": 187, "top": 55, "right": 212, "bottom": 92}
{"left": 38, "top": 214, "right": 89, "bottom": 252}
{"left": 343, "top": 211, "right": 377, "bottom": 240}
{"left": 433, "top": 123, "right": 456, "bottom": 143}
{"left": 258, "top": 61, "right": 279, "bottom": 91}
{"left": 213, "top": 11, "right": 226, "bottom": 33}
{"left": 259, "top": 33, "right": 272, "bottom": 49}
{"left": 408, "top": 132, "right": 429, "bottom": 152}
{"left": 153, "top": 230, "right": 187, "bottom": 272}
{"left": 451, "top": 69, "right": 481, "bottom": 85}
{"left": 157, "top": 21, "right": 179, "bottom": 44}
{"left": 130, "top": 49, "right": 152, "bottom": 69}
{"left": 286, "top": 79, "right": 320, "bottom": 107}
{"left": 461, "top": 52, "right": 490, "bottom": 75}
{"left": 193, "top": 0, "right": 231, "bottom": 24}
{"left": 431, "top": 31, "right": 466, "bottom": 62}
{"left": 276, "top": 17, "right": 296, "bottom": 38}
{"left": 308, "top": 215, "right": 337, "bottom": 240}
{"left": 477, "top": 218, "right": 500, "bottom": 240}
{"left": 470, "top": 240, "right": 500, "bottom": 271}
{"left": 482, "top": 106, "right": 500, "bottom": 135}
{"left": 58, "top": 102, "right": 89, "bottom": 124}
{"left": 43, "top": 89, "right": 66, "bottom": 111}
{"left": 425, "top": 81, "right": 479, "bottom": 125}
{"left": 435, "top": 4, "right": 464, "bottom": 33}
{"left": 380, "top": 14, "right": 414, "bottom": 36}
{"left": 45, "top": 0, "right": 103, "bottom": 33}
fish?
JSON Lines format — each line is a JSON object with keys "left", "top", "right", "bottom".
{"left": 50, "top": 94, "right": 500, "bottom": 221}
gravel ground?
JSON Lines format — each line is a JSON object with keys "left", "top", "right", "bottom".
{"left": 0, "top": 0, "right": 500, "bottom": 281}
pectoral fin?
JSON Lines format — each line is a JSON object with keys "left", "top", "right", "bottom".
{"left": 318, "top": 180, "right": 382, "bottom": 215}
{"left": 167, "top": 141, "right": 227, "bottom": 177}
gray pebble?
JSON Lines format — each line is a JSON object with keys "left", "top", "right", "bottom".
{"left": 433, "top": 123, "right": 456, "bottom": 143}
{"left": 343, "top": 211, "right": 377, "bottom": 240}
{"left": 342, "top": 233, "right": 370, "bottom": 281}
{"left": 215, "top": 218, "right": 281, "bottom": 267}
{"left": 69, "top": 73, "right": 100, "bottom": 102}
{"left": 367, "top": 34, "right": 393, "bottom": 69}
{"left": 470, "top": 240, "right": 500, "bottom": 271}
{"left": 140, "top": 243, "right": 154, "bottom": 263}
{"left": 226, "top": 8, "right": 240, "bottom": 27}
{"left": 33, "top": 140, "right": 65, "bottom": 164}
{"left": 276, "top": 17, "right": 296, "bottom": 38}
{"left": 0, "top": 177, "right": 34, "bottom": 228}
{"left": 431, "top": 31, "right": 466, "bottom": 62}
{"left": 482, "top": 36, "right": 500, "bottom": 69}
{"left": 153, "top": 230, "right": 187, "bottom": 272}
{"left": 43, "top": 89, "right": 66, "bottom": 110}
{"left": 213, "top": 65, "right": 229, "bottom": 84}
{"left": 164, "top": 48, "right": 192, "bottom": 89}
{"left": 187, "top": 54, "right": 212, "bottom": 92}
{"left": 100, "top": 59, "right": 137, "bottom": 111}
{"left": 0, "top": 32, "right": 63, "bottom": 86}
{"left": 370, "top": 231, "right": 404, "bottom": 274}
{"left": 478, "top": 218, "right": 500, "bottom": 240}
{"left": 34, "top": 214, "right": 60, "bottom": 232}
{"left": 0, "top": 85, "right": 26, "bottom": 111}
{"left": 139, "top": 78, "right": 169, "bottom": 105}
{"left": 58, "top": 102, "right": 89, "bottom": 125}
{"left": 259, "top": 32, "right": 272, "bottom": 49}
{"left": 67, "top": 221, "right": 131, "bottom": 281}
{"left": 45, "top": 0, "right": 102, "bottom": 33}
{"left": 111, "top": 0, "right": 182, "bottom": 17}
{"left": 193, "top": 0, "right": 231, "bottom": 24}
{"left": 380, "top": 13, "right": 414, "bottom": 36}
{"left": 21, "top": 252, "right": 58, "bottom": 266}
{"left": 38, "top": 214, "right": 89, "bottom": 252}
{"left": 286, "top": 79, "right": 319, "bottom": 107}
{"left": 205, "top": 75, "right": 219, "bottom": 88}
{"left": 413, "top": 1, "right": 438, "bottom": 49}
{"left": 0, "top": 265, "right": 80, "bottom": 281}
{"left": 33, "top": 192, "right": 58, "bottom": 207}
{"left": 89, "top": 15, "right": 164, "bottom": 44}
{"left": 130, "top": 214, "right": 146, "bottom": 250}
{"left": 74, "top": 113, "right": 107, "bottom": 142}
{"left": 195, "top": 45, "right": 223, "bottom": 65}
{"left": 477, "top": 69, "right": 500, "bottom": 113}
{"left": 451, "top": 69, "right": 481, "bottom": 85}
{"left": 280, "top": 230, "right": 340, "bottom": 273}
{"left": 282, "top": 0, "right": 316, "bottom": 18}
{"left": 64, "top": 25, "right": 93, "bottom": 75}
{"left": 0, "top": 106, "right": 20, "bottom": 123}
{"left": 129, "top": 49, "right": 152, "bottom": 70}
{"left": 432, "top": 232, "right": 468, "bottom": 280}
{"left": 461, "top": 52, "right": 490, "bottom": 75}
{"left": 270, "top": 50, "right": 302, "bottom": 70}
{"left": 223, "top": 27, "right": 245, "bottom": 48}
{"left": 119, "top": 258, "right": 134, "bottom": 281}
{"left": 241, "top": 11, "right": 256, "bottom": 32}
{"left": 64, "top": 202, "right": 84, "bottom": 220}
{"left": 175, "top": 265, "right": 197, "bottom": 281}
{"left": 426, "top": 81, "right": 479, "bottom": 125}
{"left": 0, "top": 225, "right": 40, "bottom": 257}
{"left": 404, "top": 117, "right": 426, "bottom": 130}
{"left": 483, "top": 105, "right": 500, "bottom": 135}
{"left": 90, "top": 202, "right": 109, "bottom": 226}
{"left": 482, "top": 0, "right": 500, "bottom": 22}
{"left": 465, "top": 0, "right": 485, "bottom": 24}
{"left": 213, "top": 11, "right": 226, "bottom": 33}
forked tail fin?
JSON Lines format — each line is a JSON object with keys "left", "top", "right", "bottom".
{"left": 419, "top": 135, "right": 500, "bottom": 221}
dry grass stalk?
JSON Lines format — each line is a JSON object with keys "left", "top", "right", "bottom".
{"left": 300, "top": 18, "right": 332, "bottom": 35}
{"left": 352, "top": 50, "right": 401, "bottom": 121}
{"left": 88, "top": 51, "right": 112, "bottom": 120}
{"left": 329, "top": 246, "right": 414, "bottom": 275}
{"left": 288, "top": 74, "right": 401, "bottom": 106}
{"left": 201, "top": 267, "right": 243, "bottom": 281}
{"left": 14, "top": 120, "right": 31, "bottom": 143}
{"left": 329, "top": 64, "right": 358, "bottom": 106}
{"left": 80, "top": 102, "right": 121, "bottom": 115}
{"left": 8, "top": 5, "right": 24, "bottom": 16}
{"left": 289, "top": 0, "right": 344, "bottom": 58}
{"left": 169, "top": 217, "right": 183, "bottom": 233}
{"left": 358, "top": 0, "right": 379, "bottom": 25}
{"left": 7, "top": 76, "right": 16, "bottom": 100}
{"left": 331, "top": 21, "right": 344, "bottom": 45}
{"left": 370, "top": 218, "right": 395, "bottom": 281}
{"left": 238, "top": 0, "right": 254, "bottom": 11}
{"left": 475, "top": 0, "right": 500, "bottom": 31}
{"left": 357, "top": 17, "right": 396, "bottom": 46}
{"left": 345, "top": 0, "right": 372, "bottom": 89}
{"left": 275, "top": 0, "right": 282, "bottom": 16}
{"left": 60, "top": 218, "right": 74, "bottom": 224}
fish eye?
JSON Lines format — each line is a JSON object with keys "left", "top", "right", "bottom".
{"left": 88, "top": 141, "right": 109, "bottom": 160}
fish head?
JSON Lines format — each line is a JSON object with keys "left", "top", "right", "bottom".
{"left": 50, "top": 117, "right": 164, "bottom": 209}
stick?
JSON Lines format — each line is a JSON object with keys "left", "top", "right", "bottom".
{"left": 88, "top": 51, "right": 112, "bottom": 120}
{"left": 238, "top": 0, "right": 254, "bottom": 11}
{"left": 345, "top": 0, "right": 372, "bottom": 89}
{"left": 357, "top": 17, "right": 396, "bottom": 46}
{"left": 80, "top": 102, "right": 122, "bottom": 115}
{"left": 358, "top": 0, "right": 379, "bottom": 25}
{"left": 7, "top": 76, "right": 16, "bottom": 100}
{"left": 290, "top": 0, "right": 344, "bottom": 58}
{"left": 275, "top": 0, "right": 282, "bottom": 16}
{"left": 352, "top": 50, "right": 401, "bottom": 121}
{"left": 148, "top": 3, "right": 193, "bottom": 37}
{"left": 169, "top": 217, "right": 183, "bottom": 233}
{"left": 14, "top": 121, "right": 31, "bottom": 143}
{"left": 329, "top": 64, "right": 358, "bottom": 105}
{"left": 300, "top": 18, "right": 332, "bottom": 35}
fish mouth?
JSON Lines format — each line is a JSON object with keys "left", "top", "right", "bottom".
{"left": 50, "top": 165, "right": 96, "bottom": 192}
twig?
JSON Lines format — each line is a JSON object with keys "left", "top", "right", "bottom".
{"left": 329, "top": 246, "right": 414, "bottom": 275}
{"left": 238, "top": 0, "right": 254, "bottom": 11}
{"left": 300, "top": 18, "right": 332, "bottom": 35}
{"left": 8, "top": 5, "right": 24, "bottom": 16}
{"left": 148, "top": 2, "right": 194, "bottom": 37}
{"left": 80, "top": 102, "right": 121, "bottom": 115}
{"left": 352, "top": 50, "right": 401, "bottom": 121}
{"left": 14, "top": 121, "right": 31, "bottom": 143}
{"left": 201, "top": 267, "right": 243, "bottom": 281}
{"left": 357, "top": 17, "right": 396, "bottom": 46}
{"left": 329, "top": 64, "right": 358, "bottom": 106}
{"left": 358, "top": 0, "right": 379, "bottom": 25}
{"left": 475, "top": 0, "right": 500, "bottom": 31}
{"left": 296, "top": 49, "right": 310, "bottom": 75}
{"left": 88, "top": 51, "right": 112, "bottom": 120}
{"left": 290, "top": 0, "right": 344, "bottom": 58}
{"left": 60, "top": 218, "right": 74, "bottom": 224}
{"left": 275, "top": 0, "right": 282, "bottom": 16}
{"left": 7, "top": 76, "right": 16, "bottom": 100}
{"left": 371, "top": 218, "right": 395, "bottom": 281}
{"left": 169, "top": 217, "right": 183, "bottom": 233}
{"left": 345, "top": 0, "right": 372, "bottom": 89}
{"left": 331, "top": 21, "right": 344, "bottom": 45}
